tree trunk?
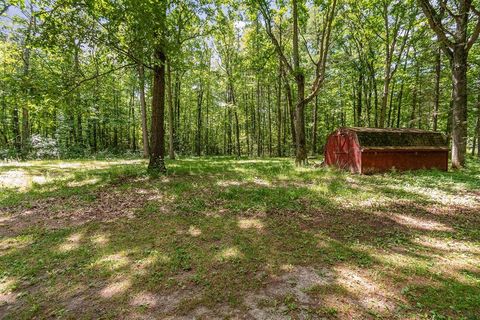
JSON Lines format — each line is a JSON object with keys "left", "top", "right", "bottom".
{"left": 357, "top": 73, "right": 363, "bottom": 126}
{"left": 476, "top": 75, "right": 480, "bottom": 158}
{"left": 295, "top": 77, "right": 307, "bottom": 165}
{"left": 167, "top": 63, "right": 175, "bottom": 159}
{"left": 397, "top": 80, "right": 404, "bottom": 128}
{"left": 312, "top": 95, "right": 318, "bottom": 155}
{"left": 451, "top": 46, "right": 468, "bottom": 168}
{"left": 410, "top": 52, "right": 420, "bottom": 128}
{"left": 276, "top": 71, "right": 282, "bottom": 157}
{"left": 234, "top": 109, "right": 241, "bottom": 157}
{"left": 12, "top": 105, "right": 20, "bottom": 153}
{"left": 148, "top": 47, "right": 167, "bottom": 173}
{"left": 285, "top": 76, "right": 296, "bottom": 153}
{"left": 195, "top": 84, "right": 203, "bottom": 157}
{"left": 138, "top": 63, "right": 149, "bottom": 158}
{"left": 267, "top": 85, "right": 272, "bottom": 156}
{"left": 292, "top": 0, "right": 307, "bottom": 165}
{"left": 433, "top": 47, "right": 441, "bottom": 131}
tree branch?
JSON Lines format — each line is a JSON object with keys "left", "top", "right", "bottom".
{"left": 417, "top": 0, "right": 454, "bottom": 55}
{"left": 257, "top": 1, "right": 295, "bottom": 76}
{"left": 466, "top": 4, "right": 480, "bottom": 52}
{"left": 66, "top": 63, "right": 136, "bottom": 95}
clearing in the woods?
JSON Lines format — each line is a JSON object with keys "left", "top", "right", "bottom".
{"left": 0, "top": 158, "right": 479, "bottom": 319}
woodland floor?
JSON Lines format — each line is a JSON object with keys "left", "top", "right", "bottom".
{"left": 0, "top": 157, "right": 479, "bottom": 319}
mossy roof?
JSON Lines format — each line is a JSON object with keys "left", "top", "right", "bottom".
{"left": 342, "top": 127, "right": 448, "bottom": 148}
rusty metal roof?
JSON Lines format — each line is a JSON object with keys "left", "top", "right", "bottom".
{"left": 338, "top": 127, "right": 448, "bottom": 148}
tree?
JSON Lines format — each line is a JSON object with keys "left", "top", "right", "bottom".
{"left": 257, "top": 0, "right": 338, "bottom": 165}
{"left": 418, "top": 0, "right": 480, "bottom": 168}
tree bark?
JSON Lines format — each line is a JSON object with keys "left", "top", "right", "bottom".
{"left": 433, "top": 47, "right": 441, "bottom": 131}
{"left": 451, "top": 45, "right": 468, "bottom": 168}
{"left": 195, "top": 83, "right": 203, "bottom": 157}
{"left": 476, "top": 74, "right": 480, "bottom": 158}
{"left": 12, "top": 105, "right": 20, "bottom": 153}
{"left": 167, "top": 63, "right": 175, "bottom": 159}
{"left": 148, "top": 47, "right": 167, "bottom": 173}
{"left": 312, "top": 95, "right": 318, "bottom": 155}
{"left": 138, "top": 63, "right": 149, "bottom": 158}
{"left": 292, "top": 0, "right": 307, "bottom": 165}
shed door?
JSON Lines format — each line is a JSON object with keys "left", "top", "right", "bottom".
{"left": 334, "top": 133, "right": 350, "bottom": 169}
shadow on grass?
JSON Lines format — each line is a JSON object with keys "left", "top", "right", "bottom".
{"left": 0, "top": 157, "right": 479, "bottom": 318}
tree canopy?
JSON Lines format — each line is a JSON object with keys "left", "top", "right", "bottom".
{"left": 1, "top": 0, "right": 479, "bottom": 168}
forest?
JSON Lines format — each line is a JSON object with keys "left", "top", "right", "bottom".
{"left": 1, "top": 0, "right": 480, "bottom": 319}
{"left": 0, "top": 0, "right": 479, "bottom": 169}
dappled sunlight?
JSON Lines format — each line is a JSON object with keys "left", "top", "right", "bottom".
{"left": 1, "top": 157, "right": 480, "bottom": 318}
{"left": 433, "top": 253, "right": 480, "bottom": 285}
{"left": 0, "top": 216, "right": 13, "bottom": 227}
{"left": 67, "top": 178, "right": 100, "bottom": 187}
{"left": 130, "top": 291, "right": 159, "bottom": 308}
{"left": 0, "top": 276, "right": 17, "bottom": 306}
{"left": 0, "top": 169, "right": 48, "bottom": 190}
{"left": 251, "top": 177, "right": 271, "bottom": 187}
{"left": 279, "top": 264, "right": 295, "bottom": 272}
{"left": 371, "top": 250, "right": 428, "bottom": 269}
{"left": 216, "top": 246, "right": 242, "bottom": 261}
{"left": 91, "top": 233, "right": 110, "bottom": 247}
{"left": 406, "top": 185, "right": 479, "bottom": 207}
{"left": 0, "top": 234, "right": 34, "bottom": 256}
{"left": 235, "top": 159, "right": 285, "bottom": 164}
{"left": 94, "top": 251, "right": 131, "bottom": 271}
{"left": 132, "top": 250, "right": 170, "bottom": 276}
{"left": 389, "top": 213, "right": 453, "bottom": 231}
{"left": 216, "top": 180, "right": 242, "bottom": 187}
{"left": 57, "top": 232, "right": 84, "bottom": 253}
{"left": 237, "top": 218, "right": 264, "bottom": 230}
{"left": 413, "top": 236, "right": 480, "bottom": 254}
{"left": 188, "top": 226, "right": 202, "bottom": 237}
{"left": 334, "top": 265, "right": 399, "bottom": 314}
{"left": 99, "top": 276, "right": 132, "bottom": 299}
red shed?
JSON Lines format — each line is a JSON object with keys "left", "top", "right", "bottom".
{"left": 324, "top": 128, "right": 449, "bottom": 174}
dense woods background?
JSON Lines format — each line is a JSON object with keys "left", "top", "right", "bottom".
{"left": 1, "top": 0, "right": 479, "bottom": 169}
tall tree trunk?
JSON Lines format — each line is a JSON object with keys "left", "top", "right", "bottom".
{"left": 148, "top": 47, "right": 167, "bottom": 173}
{"left": 285, "top": 76, "right": 296, "bottom": 153}
{"left": 357, "top": 73, "right": 363, "bottom": 126}
{"left": 167, "top": 63, "right": 175, "bottom": 159}
{"left": 138, "top": 63, "right": 149, "bottom": 158}
{"left": 12, "top": 105, "right": 20, "bottom": 153}
{"left": 205, "top": 87, "right": 210, "bottom": 155}
{"left": 410, "top": 52, "right": 420, "bottom": 128}
{"left": 387, "top": 81, "right": 395, "bottom": 127}
{"left": 451, "top": 46, "right": 468, "bottom": 168}
{"left": 234, "top": 109, "right": 241, "bottom": 157}
{"left": 276, "top": 72, "right": 282, "bottom": 157}
{"left": 267, "top": 85, "right": 272, "bottom": 156}
{"left": 476, "top": 74, "right": 480, "bottom": 158}
{"left": 397, "top": 80, "right": 404, "bottom": 128}
{"left": 312, "top": 95, "right": 318, "bottom": 155}
{"left": 21, "top": 5, "right": 35, "bottom": 155}
{"left": 433, "top": 47, "right": 441, "bottom": 131}
{"left": 195, "top": 85, "right": 203, "bottom": 157}
{"left": 256, "top": 77, "right": 261, "bottom": 157}
{"left": 292, "top": 0, "right": 307, "bottom": 165}
{"left": 130, "top": 86, "right": 137, "bottom": 151}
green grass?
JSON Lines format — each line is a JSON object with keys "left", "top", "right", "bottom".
{"left": 0, "top": 157, "right": 479, "bottom": 319}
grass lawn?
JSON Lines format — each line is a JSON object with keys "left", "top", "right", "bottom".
{"left": 0, "top": 157, "right": 479, "bottom": 319}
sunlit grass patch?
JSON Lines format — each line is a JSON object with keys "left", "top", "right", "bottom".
{"left": 0, "top": 157, "right": 479, "bottom": 319}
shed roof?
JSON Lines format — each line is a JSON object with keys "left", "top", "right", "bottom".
{"left": 340, "top": 127, "right": 448, "bottom": 148}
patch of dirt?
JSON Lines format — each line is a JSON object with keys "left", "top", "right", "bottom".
{"left": 243, "top": 266, "right": 335, "bottom": 319}
{"left": 0, "top": 188, "right": 162, "bottom": 236}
